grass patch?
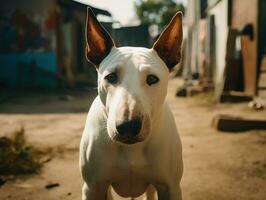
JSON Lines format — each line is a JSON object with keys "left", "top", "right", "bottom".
{"left": 0, "top": 127, "right": 41, "bottom": 176}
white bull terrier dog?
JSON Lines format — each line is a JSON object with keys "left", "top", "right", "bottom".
{"left": 80, "top": 8, "right": 183, "bottom": 200}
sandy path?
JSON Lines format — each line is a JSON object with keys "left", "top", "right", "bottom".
{"left": 0, "top": 79, "right": 265, "bottom": 200}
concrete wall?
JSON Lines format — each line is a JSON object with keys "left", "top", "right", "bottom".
{"left": 0, "top": 0, "right": 56, "bottom": 13}
{"left": 0, "top": 0, "right": 57, "bottom": 52}
{"left": 183, "top": 0, "right": 201, "bottom": 78}
{"left": 208, "top": 0, "right": 229, "bottom": 90}
{"left": 0, "top": 0, "right": 58, "bottom": 88}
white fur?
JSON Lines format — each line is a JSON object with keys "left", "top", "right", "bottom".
{"left": 80, "top": 47, "right": 183, "bottom": 200}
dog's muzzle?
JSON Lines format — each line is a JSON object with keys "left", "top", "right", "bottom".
{"left": 115, "top": 118, "right": 142, "bottom": 144}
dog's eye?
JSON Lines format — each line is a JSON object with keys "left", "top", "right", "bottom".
{"left": 146, "top": 74, "right": 159, "bottom": 86}
{"left": 104, "top": 72, "right": 118, "bottom": 84}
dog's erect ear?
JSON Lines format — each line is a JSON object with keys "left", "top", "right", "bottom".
{"left": 86, "top": 7, "right": 115, "bottom": 66}
{"left": 152, "top": 12, "right": 183, "bottom": 71}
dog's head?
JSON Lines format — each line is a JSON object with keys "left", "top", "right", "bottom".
{"left": 85, "top": 8, "right": 182, "bottom": 145}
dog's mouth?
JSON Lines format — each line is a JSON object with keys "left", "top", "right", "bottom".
{"left": 113, "top": 135, "right": 143, "bottom": 145}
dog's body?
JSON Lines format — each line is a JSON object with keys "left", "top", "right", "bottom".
{"left": 80, "top": 9, "right": 183, "bottom": 200}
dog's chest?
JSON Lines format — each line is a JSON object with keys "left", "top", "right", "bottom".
{"left": 111, "top": 165, "right": 149, "bottom": 197}
{"left": 109, "top": 147, "right": 151, "bottom": 197}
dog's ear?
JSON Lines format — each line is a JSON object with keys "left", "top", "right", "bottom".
{"left": 152, "top": 12, "right": 183, "bottom": 71}
{"left": 85, "top": 7, "right": 115, "bottom": 66}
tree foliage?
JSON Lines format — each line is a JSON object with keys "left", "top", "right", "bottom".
{"left": 135, "top": 0, "right": 185, "bottom": 27}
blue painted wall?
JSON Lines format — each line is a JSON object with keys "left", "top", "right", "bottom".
{"left": 0, "top": 52, "right": 58, "bottom": 88}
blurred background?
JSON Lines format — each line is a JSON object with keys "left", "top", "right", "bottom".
{"left": 0, "top": 0, "right": 265, "bottom": 200}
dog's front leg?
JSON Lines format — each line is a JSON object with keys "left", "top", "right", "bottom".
{"left": 155, "top": 184, "right": 182, "bottom": 200}
{"left": 144, "top": 184, "right": 157, "bottom": 200}
{"left": 82, "top": 183, "right": 109, "bottom": 200}
{"left": 107, "top": 186, "right": 114, "bottom": 200}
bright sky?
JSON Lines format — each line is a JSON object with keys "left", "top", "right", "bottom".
{"left": 75, "top": 0, "right": 186, "bottom": 26}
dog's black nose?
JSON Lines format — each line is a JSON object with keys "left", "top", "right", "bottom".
{"left": 116, "top": 118, "right": 142, "bottom": 138}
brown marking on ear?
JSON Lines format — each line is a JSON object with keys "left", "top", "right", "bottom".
{"left": 153, "top": 12, "right": 183, "bottom": 71}
{"left": 85, "top": 7, "right": 115, "bottom": 66}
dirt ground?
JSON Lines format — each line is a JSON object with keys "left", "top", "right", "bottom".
{"left": 0, "top": 78, "right": 266, "bottom": 200}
